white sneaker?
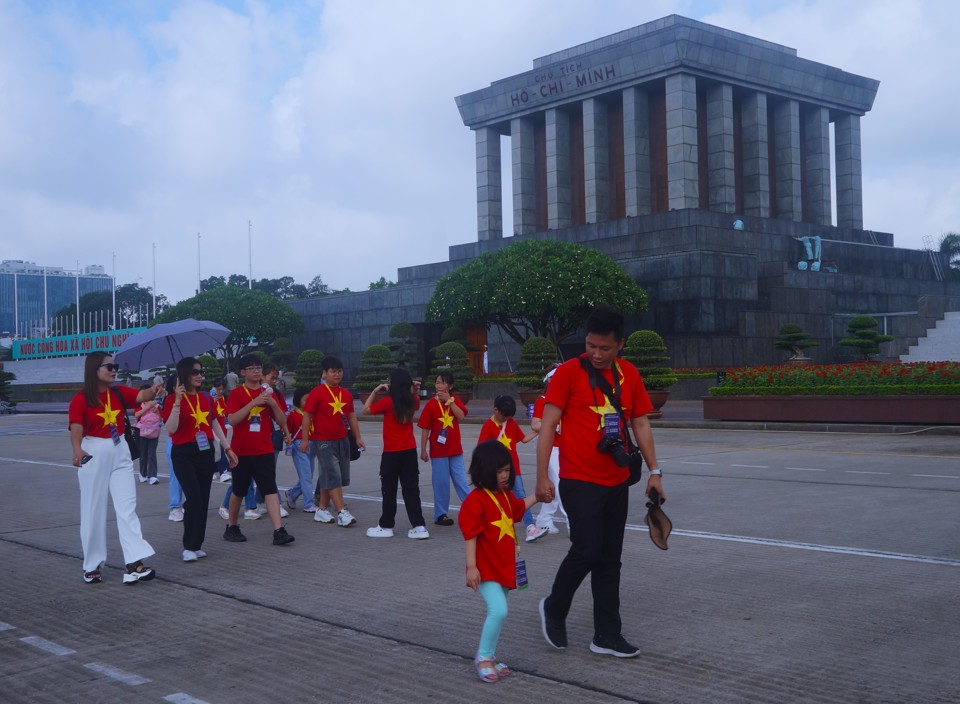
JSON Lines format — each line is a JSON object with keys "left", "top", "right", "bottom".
{"left": 407, "top": 526, "right": 430, "bottom": 540}
{"left": 148, "top": 477, "right": 160, "bottom": 485}
{"left": 314, "top": 508, "right": 335, "bottom": 524}
{"left": 279, "top": 504, "right": 290, "bottom": 518}
{"left": 243, "top": 509, "right": 261, "bottom": 520}
{"left": 138, "top": 475, "right": 148, "bottom": 483}
{"left": 337, "top": 509, "right": 356, "bottom": 527}
{"left": 182, "top": 550, "right": 198, "bottom": 562}
{"left": 537, "top": 521, "right": 560, "bottom": 535}
{"left": 218, "top": 506, "right": 230, "bottom": 520}
{"left": 195, "top": 550, "right": 206, "bottom": 558}
{"left": 219, "top": 471, "right": 232, "bottom": 483}
{"left": 255, "top": 505, "right": 268, "bottom": 515}
{"left": 525, "top": 524, "right": 547, "bottom": 543}
{"left": 168, "top": 508, "right": 184, "bottom": 522}
{"left": 366, "top": 526, "right": 394, "bottom": 538}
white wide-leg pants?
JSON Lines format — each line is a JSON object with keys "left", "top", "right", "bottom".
{"left": 536, "top": 445, "right": 567, "bottom": 527}
{"left": 78, "top": 436, "right": 155, "bottom": 572}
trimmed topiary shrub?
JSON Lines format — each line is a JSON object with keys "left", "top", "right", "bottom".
{"left": 775, "top": 323, "right": 818, "bottom": 360}
{"left": 622, "top": 330, "right": 677, "bottom": 390}
{"left": 295, "top": 349, "right": 325, "bottom": 389}
{"left": 355, "top": 344, "right": 396, "bottom": 392}
{"left": 515, "top": 336, "right": 558, "bottom": 390}
{"left": 429, "top": 341, "right": 474, "bottom": 390}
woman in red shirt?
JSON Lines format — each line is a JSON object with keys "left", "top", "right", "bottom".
{"left": 68, "top": 352, "right": 163, "bottom": 585}
{"left": 361, "top": 368, "right": 429, "bottom": 539}
{"left": 163, "top": 357, "right": 237, "bottom": 562}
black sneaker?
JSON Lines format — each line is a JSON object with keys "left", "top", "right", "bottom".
{"left": 272, "top": 526, "right": 295, "bottom": 546}
{"left": 434, "top": 514, "right": 454, "bottom": 526}
{"left": 539, "top": 597, "right": 567, "bottom": 649}
{"left": 223, "top": 525, "right": 247, "bottom": 542}
{"left": 589, "top": 634, "right": 639, "bottom": 658}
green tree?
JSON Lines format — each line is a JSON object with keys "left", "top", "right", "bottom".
{"left": 774, "top": 323, "right": 818, "bottom": 360}
{"left": 426, "top": 240, "right": 648, "bottom": 347}
{"left": 515, "top": 336, "right": 558, "bottom": 390}
{"left": 840, "top": 315, "right": 894, "bottom": 361}
{"left": 355, "top": 344, "right": 396, "bottom": 393}
{"left": 386, "top": 322, "right": 422, "bottom": 373}
{"left": 154, "top": 287, "right": 304, "bottom": 366}
{"left": 197, "top": 354, "right": 221, "bottom": 389}
{"left": 269, "top": 337, "right": 296, "bottom": 369}
{"left": 939, "top": 232, "right": 960, "bottom": 281}
{"left": 430, "top": 341, "right": 474, "bottom": 390}
{"left": 0, "top": 369, "right": 15, "bottom": 400}
{"left": 200, "top": 275, "right": 227, "bottom": 291}
{"left": 52, "top": 283, "right": 169, "bottom": 333}
{"left": 307, "top": 276, "right": 330, "bottom": 297}
{"left": 369, "top": 276, "right": 397, "bottom": 290}
{"left": 621, "top": 330, "right": 677, "bottom": 390}
{"left": 295, "top": 349, "right": 325, "bottom": 389}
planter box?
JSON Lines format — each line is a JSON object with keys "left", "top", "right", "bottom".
{"left": 703, "top": 395, "right": 960, "bottom": 425}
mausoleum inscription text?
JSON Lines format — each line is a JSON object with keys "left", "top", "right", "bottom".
{"left": 510, "top": 62, "right": 617, "bottom": 107}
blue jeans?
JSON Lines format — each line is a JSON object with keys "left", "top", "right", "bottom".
{"left": 286, "top": 446, "right": 316, "bottom": 510}
{"left": 511, "top": 474, "right": 535, "bottom": 527}
{"left": 221, "top": 481, "right": 257, "bottom": 511}
{"left": 166, "top": 437, "right": 183, "bottom": 510}
{"left": 430, "top": 454, "right": 469, "bottom": 521}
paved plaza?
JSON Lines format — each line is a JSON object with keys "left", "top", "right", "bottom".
{"left": 1, "top": 410, "right": 958, "bottom": 703}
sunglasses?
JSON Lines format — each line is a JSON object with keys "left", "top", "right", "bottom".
{"left": 99, "top": 363, "right": 120, "bottom": 372}
{"left": 191, "top": 369, "right": 205, "bottom": 376}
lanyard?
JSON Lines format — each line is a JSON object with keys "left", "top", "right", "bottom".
{"left": 438, "top": 398, "right": 453, "bottom": 423}
{"left": 183, "top": 393, "right": 207, "bottom": 430}
{"left": 482, "top": 488, "right": 519, "bottom": 548}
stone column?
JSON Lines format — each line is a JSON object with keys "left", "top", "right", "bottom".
{"left": 706, "top": 83, "right": 735, "bottom": 213}
{"left": 803, "top": 106, "right": 832, "bottom": 226}
{"left": 475, "top": 127, "right": 502, "bottom": 241}
{"left": 623, "top": 86, "right": 651, "bottom": 217}
{"left": 546, "top": 107, "right": 572, "bottom": 229}
{"left": 773, "top": 99, "right": 802, "bottom": 221}
{"left": 835, "top": 113, "right": 863, "bottom": 230}
{"left": 741, "top": 91, "right": 770, "bottom": 217}
{"left": 665, "top": 73, "right": 699, "bottom": 210}
{"left": 583, "top": 98, "right": 610, "bottom": 223}
{"left": 511, "top": 117, "right": 537, "bottom": 235}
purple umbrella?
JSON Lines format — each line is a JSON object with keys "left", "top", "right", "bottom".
{"left": 113, "top": 318, "right": 231, "bottom": 371}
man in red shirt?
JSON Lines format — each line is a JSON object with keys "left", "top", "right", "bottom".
{"left": 535, "top": 305, "right": 664, "bottom": 658}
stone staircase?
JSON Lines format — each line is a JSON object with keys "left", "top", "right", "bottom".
{"left": 900, "top": 311, "right": 960, "bottom": 362}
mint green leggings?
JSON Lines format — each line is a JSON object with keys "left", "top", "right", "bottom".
{"left": 477, "top": 581, "right": 509, "bottom": 660}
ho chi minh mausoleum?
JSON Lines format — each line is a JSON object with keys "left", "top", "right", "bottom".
{"left": 290, "top": 15, "right": 960, "bottom": 375}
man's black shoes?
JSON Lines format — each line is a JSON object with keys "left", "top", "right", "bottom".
{"left": 273, "top": 526, "right": 295, "bottom": 545}
{"left": 589, "top": 634, "right": 639, "bottom": 658}
{"left": 539, "top": 597, "right": 567, "bottom": 649}
{"left": 223, "top": 525, "right": 247, "bottom": 542}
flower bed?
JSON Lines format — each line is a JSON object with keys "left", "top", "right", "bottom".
{"left": 704, "top": 363, "right": 960, "bottom": 424}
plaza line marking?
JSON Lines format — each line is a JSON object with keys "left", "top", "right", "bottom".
{"left": 630, "top": 525, "right": 960, "bottom": 568}
{"left": 675, "top": 461, "right": 715, "bottom": 465}
{"left": 0, "top": 621, "right": 15, "bottom": 631}
{"left": 731, "top": 464, "right": 768, "bottom": 468}
{"left": 913, "top": 474, "right": 960, "bottom": 479}
{"left": 845, "top": 471, "right": 890, "bottom": 475}
{"left": 84, "top": 662, "right": 151, "bottom": 686}
{"left": 20, "top": 636, "right": 76, "bottom": 655}
{"left": 163, "top": 694, "right": 210, "bottom": 704}
{"left": 785, "top": 466, "right": 827, "bottom": 471}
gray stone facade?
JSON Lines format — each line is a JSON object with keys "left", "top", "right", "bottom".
{"left": 288, "top": 16, "right": 960, "bottom": 379}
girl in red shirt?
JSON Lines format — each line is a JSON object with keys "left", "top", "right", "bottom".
{"left": 162, "top": 357, "right": 237, "bottom": 562}
{"left": 361, "top": 369, "right": 429, "bottom": 539}
{"left": 68, "top": 352, "right": 163, "bottom": 585}
{"left": 459, "top": 441, "right": 539, "bottom": 683}
{"left": 477, "top": 395, "right": 544, "bottom": 543}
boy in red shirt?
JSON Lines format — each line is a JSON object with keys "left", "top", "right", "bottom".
{"left": 299, "top": 356, "right": 365, "bottom": 527}
{"left": 478, "top": 395, "right": 544, "bottom": 543}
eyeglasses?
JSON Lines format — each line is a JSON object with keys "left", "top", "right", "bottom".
{"left": 242, "top": 365, "right": 262, "bottom": 371}
{"left": 191, "top": 369, "right": 205, "bottom": 376}
{"left": 99, "top": 363, "right": 120, "bottom": 372}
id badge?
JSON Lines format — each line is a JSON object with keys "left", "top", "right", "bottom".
{"left": 603, "top": 412, "right": 619, "bottom": 436}
{"left": 284, "top": 446, "right": 293, "bottom": 456}
{"left": 195, "top": 432, "right": 210, "bottom": 451}
{"left": 249, "top": 414, "right": 261, "bottom": 433}
{"left": 515, "top": 556, "right": 529, "bottom": 590}
{"left": 108, "top": 424, "right": 122, "bottom": 446}
{"left": 437, "top": 429, "right": 448, "bottom": 445}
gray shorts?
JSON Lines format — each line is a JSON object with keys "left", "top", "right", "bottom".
{"left": 313, "top": 438, "right": 351, "bottom": 490}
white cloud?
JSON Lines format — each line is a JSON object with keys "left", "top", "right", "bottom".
{"left": 0, "top": 0, "right": 958, "bottom": 305}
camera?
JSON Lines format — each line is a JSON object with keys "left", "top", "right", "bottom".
{"left": 597, "top": 434, "right": 630, "bottom": 467}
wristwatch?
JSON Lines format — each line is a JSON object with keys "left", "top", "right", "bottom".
{"left": 648, "top": 468, "right": 662, "bottom": 476}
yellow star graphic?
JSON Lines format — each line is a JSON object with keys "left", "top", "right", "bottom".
{"left": 497, "top": 433, "right": 513, "bottom": 452}
{"left": 190, "top": 407, "right": 210, "bottom": 430}
{"left": 96, "top": 400, "right": 120, "bottom": 428}
{"left": 491, "top": 513, "right": 516, "bottom": 542}
{"left": 247, "top": 407, "right": 262, "bottom": 421}
{"left": 328, "top": 396, "right": 346, "bottom": 416}
{"left": 439, "top": 406, "right": 455, "bottom": 429}
{"left": 590, "top": 394, "right": 618, "bottom": 431}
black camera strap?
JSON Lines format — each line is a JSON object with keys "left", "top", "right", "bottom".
{"left": 578, "top": 356, "right": 637, "bottom": 452}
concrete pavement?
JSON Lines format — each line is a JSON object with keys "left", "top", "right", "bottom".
{"left": 1, "top": 412, "right": 958, "bottom": 703}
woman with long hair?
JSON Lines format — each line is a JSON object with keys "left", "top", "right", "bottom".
{"left": 68, "top": 351, "right": 163, "bottom": 585}
{"left": 162, "top": 357, "right": 238, "bottom": 561}
{"left": 362, "top": 368, "right": 429, "bottom": 539}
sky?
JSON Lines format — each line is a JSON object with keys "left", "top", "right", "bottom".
{"left": 1, "top": 0, "right": 958, "bottom": 305}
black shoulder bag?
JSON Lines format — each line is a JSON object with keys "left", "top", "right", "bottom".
{"left": 579, "top": 357, "right": 644, "bottom": 486}
{"left": 111, "top": 388, "right": 141, "bottom": 461}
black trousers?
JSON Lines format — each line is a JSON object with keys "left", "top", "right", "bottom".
{"left": 378, "top": 449, "right": 425, "bottom": 529}
{"left": 545, "top": 477, "right": 629, "bottom": 638}
{"left": 171, "top": 444, "right": 216, "bottom": 551}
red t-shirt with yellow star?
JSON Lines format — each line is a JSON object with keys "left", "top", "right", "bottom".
{"left": 417, "top": 396, "right": 468, "bottom": 457}
{"left": 68, "top": 386, "right": 140, "bottom": 438}
{"left": 161, "top": 392, "right": 215, "bottom": 446}
{"left": 458, "top": 488, "right": 527, "bottom": 589}
{"left": 303, "top": 383, "right": 354, "bottom": 441}
{"left": 478, "top": 417, "right": 526, "bottom": 475}
{"left": 225, "top": 385, "right": 276, "bottom": 456}
{"left": 213, "top": 395, "right": 227, "bottom": 432}
{"left": 369, "top": 396, "right": 420, "bottom": 453}
{"left": 533, "top": 396, "right": 561, "bottom": 448}
{"left": 545, "top": 355, "right": 653, "bottom": 486}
